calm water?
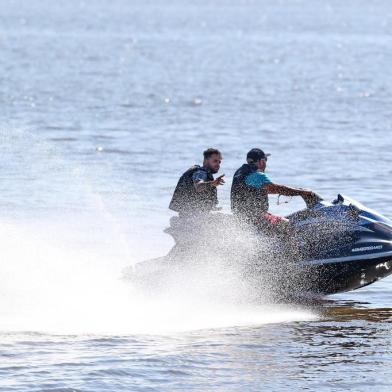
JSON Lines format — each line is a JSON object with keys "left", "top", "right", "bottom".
{"left": 1, "top": 0, "right": 392, "bottom": 391}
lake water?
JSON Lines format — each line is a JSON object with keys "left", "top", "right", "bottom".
{"left": 1, "top": 0, "right": 392, "bottom": 391}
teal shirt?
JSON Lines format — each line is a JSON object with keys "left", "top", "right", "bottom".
{"left": 245, "top": 171, "right": 272, "bottom": 189}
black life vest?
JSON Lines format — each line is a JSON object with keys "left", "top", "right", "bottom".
{"left": 230, "top": 163, "right": 269, "bottom": 221}
{"left": 169, "top": 165, "right": 218, "bottom": 215}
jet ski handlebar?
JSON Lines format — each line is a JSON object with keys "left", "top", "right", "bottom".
{"left": 302, "top": 192, "right": 323, "bottom": 209}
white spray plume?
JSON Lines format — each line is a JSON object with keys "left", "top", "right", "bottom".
{"left": 0, "top": 218, "right": 316, "bottom": 335}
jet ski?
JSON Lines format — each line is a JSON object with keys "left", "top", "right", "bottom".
{"left": 128, "top": 194, "right": 392, "bottom": 298}
{"left": 287, "top": 194, "right": 392, "bottom": 295}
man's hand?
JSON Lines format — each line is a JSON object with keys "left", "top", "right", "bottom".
{"left": 211, "top": 174, "right": 225, "bottom": 187}
{"left": 194, "top": 175, "right": 225, "bottom": 192}
{"left": 301, "top": 190, "right": 321, "bottom": 199}
{"left": 301, "top": 190, "right": 323, "bottom": 207}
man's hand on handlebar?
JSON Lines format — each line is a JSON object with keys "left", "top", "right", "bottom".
{"left": 301, "top": 190, "right": 323, "bottom": 207}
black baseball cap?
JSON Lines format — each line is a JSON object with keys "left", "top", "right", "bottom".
{"left": 246, "top": 148, "right": 271, "bottom": 162}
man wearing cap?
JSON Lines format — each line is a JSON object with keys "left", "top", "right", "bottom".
{"left": 231, "top": 148, "right": 317, "bottom": 229}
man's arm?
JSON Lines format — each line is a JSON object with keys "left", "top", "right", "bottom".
{"left": 264, "top": 183, "right": 314, "bottom": 197}
{"left": 194, "top": 174, "right": 225, "bottom": 192}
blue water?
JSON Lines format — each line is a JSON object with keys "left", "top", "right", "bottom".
{"left": 1, "top": 0, "right": 392, "bottom": 390}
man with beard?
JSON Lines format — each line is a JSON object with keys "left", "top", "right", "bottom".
{"left": 169, "top": 148, "right": 225, "bottom": 220}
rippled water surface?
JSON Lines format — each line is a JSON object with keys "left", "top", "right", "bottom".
{"left": 1, "top": 0, "right": 392, "bottom": 391}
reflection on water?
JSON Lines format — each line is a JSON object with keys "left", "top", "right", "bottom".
{"left": 321, "top": 300, "right": 392, "bottom": 323}
{"left": 221, "top": 301, "right": 392, "bottom": 390}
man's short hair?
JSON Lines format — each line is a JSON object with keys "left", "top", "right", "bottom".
{"left": 203, "top": 148, "right": 221, "bottom": 159}
{"left": 246, "top": 148, "right": 270, "bottom": 163}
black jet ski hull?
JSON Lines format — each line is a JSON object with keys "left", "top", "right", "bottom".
{"left": 299, "top": 255, "right": 392, "bottom": 295}
{"left": 128, "top": 253, "right": 392, "bottom": 300}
